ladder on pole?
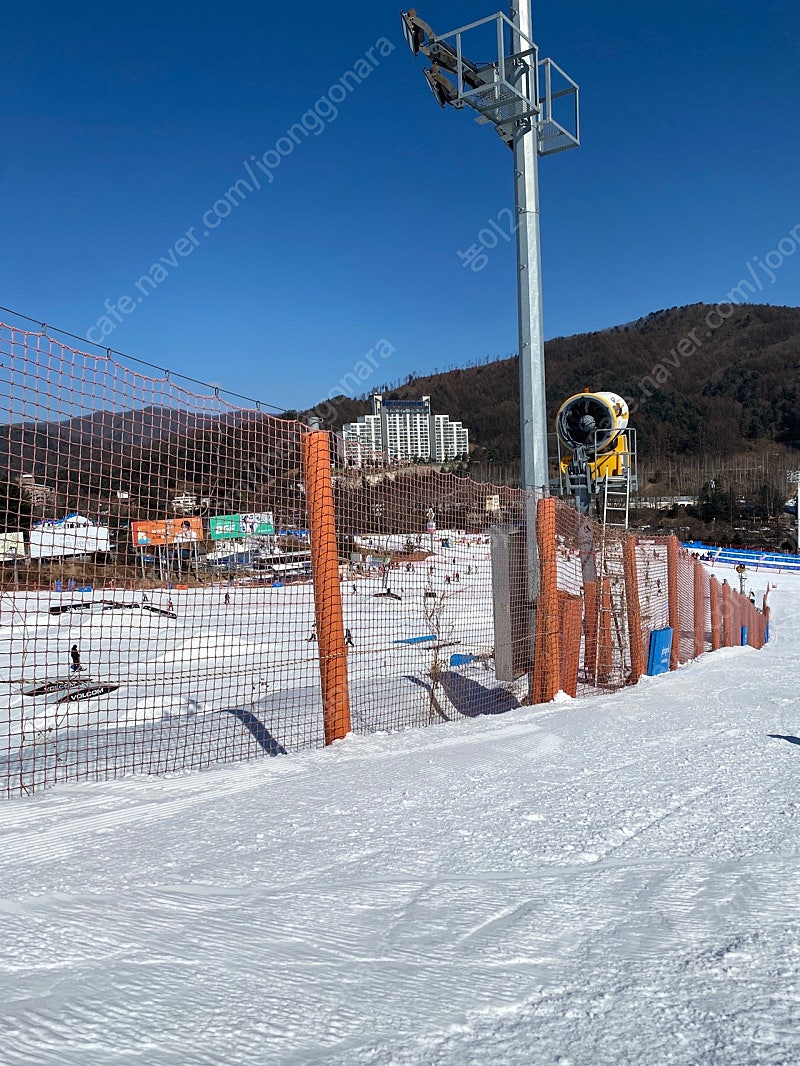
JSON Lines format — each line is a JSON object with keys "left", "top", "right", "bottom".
{"left": 601, "top": 474, "right": 631, "bottom": 528}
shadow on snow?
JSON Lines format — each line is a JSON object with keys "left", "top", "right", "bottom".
{"left": 404, "top": 671, "right": 520, "bottom": 719}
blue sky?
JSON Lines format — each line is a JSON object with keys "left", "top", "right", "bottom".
{"left": 1, "top": 1, "right": 798, "bottom": 413}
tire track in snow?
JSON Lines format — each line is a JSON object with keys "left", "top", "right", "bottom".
{"left": 450, "top": 784, "right": 736, "bottom": 964}
{"left": 0, "top": 770, "right": 268, "bottom": 868}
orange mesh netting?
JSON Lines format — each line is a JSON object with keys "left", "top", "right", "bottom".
{"left": 0, "top": 323, "right": 769, "bottom": 797}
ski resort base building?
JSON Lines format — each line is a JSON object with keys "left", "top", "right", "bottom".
{"left": 342, "top": 394, "right": 469, "bottom": 466}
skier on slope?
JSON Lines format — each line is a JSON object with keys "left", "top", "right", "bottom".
{"left": 70, "top": 644, "right": 81, "bottom": 674}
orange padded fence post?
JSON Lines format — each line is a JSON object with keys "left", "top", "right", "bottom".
{"left": 693, "top": 558, "right": 705, "bottom": 659}
{"left": 558, "top": 591, "right": 583, "bottom": 698}
{"left": 531, "top": 497, "right": 560, "bottom": 704}
{"left": 301, "top": 430, "right": 351, "bottom": 744}
{"left": 583, "top": 580, "right": 598, "bottom": 677}
{"left": 666, "top": 535, "right": 679, "bottom": 670}
{"left": 709, "top": 577, "right": 721, "bottom": 650}
{"left": 743, "top": 600, "right": 755, "bottom": 648}
{"left": 732, "top": 593, "right": 742, "bottom": 646}
{"left": 622, "top": 535, "right": 644, "bottom": 684}
{"left": 597, "top": 577, "right": 613, "bottom": 685}
{"left": 722, "top": 580, "right": 732, "bottom": 647}
{"left": 756, "top": 603, "right": 766, "bottom": 648}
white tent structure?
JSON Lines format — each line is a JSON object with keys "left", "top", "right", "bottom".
{"left": 28, "top": 513, "right": 111, "bottom": 560}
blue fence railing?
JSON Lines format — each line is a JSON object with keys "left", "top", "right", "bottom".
{"left": 684, "top": 541, "right": 800, "bottom": 572}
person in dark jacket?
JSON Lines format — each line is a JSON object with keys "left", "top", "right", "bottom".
{"left": 70, "top": 645, "right": 81, "bottom": 673}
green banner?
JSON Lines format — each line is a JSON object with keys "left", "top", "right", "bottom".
{"left": 209, "top": 512, "right": 274, "bottom": 540}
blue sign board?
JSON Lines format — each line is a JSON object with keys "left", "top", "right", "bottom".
{"left": 647, "top": 627, "right": 673, "bottom": 676}
{"left": 450, "top": 653, "right": 478, "bottom": 667}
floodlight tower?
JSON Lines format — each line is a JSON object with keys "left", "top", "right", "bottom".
{"left": 401, "top": 4, "right": 579, "bottom": 493}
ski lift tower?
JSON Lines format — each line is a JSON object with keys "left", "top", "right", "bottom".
{"left": 401, "top": 4, "right": 579, "bottom": 495}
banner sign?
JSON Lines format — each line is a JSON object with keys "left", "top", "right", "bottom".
{"left": 131, "top": 517, "right": 204, "bottom": 547}
{"left": 209, "top": 513, "right": 274, "bottom": 540}
{"left": 0, "top": 532, "right": 25, "bottom": 560}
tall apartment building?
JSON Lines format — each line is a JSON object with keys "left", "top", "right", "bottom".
{"left": 342, "top": 394, "right": 469, "bottom": 465}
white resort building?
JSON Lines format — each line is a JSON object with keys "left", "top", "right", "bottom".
{"left": 342, "top": 394, "right": 469, "bottom": 465}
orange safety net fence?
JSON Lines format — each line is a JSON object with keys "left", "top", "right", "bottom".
{"left": 535, "top": 497, "right": 767, "bottom": 699}
{"left": 0, "top": 323, "right": 770, "bottom": 797}
{"left": 0, "top": 324, "right": 324, "bottom": 796}
{"left": 332, "top": 460, "right": 528, "bottom": 732}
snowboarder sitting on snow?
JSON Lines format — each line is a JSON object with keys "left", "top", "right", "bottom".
{"left": 70, "top": 645, "right": 81, "bottom": 673}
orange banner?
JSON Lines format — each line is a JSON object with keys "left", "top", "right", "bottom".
{"left": 131, "top": 517, "right": 204, "bottom": 547}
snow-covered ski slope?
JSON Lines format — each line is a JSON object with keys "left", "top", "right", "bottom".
{"left": 0, "top": 562, "right": 797, "bottom": 1065}
{"left": 0, "top": 533, "right": 511, "bottom": 795}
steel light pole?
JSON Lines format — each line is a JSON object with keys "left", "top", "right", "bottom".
{"left": 402, "top": 4, "right": 579, "bottom": 692}
{"left": 401, "top": 3, "right": 579, "bottom": 493}
{"left": 511, "top": 2, "right": 546, "bottom": 496}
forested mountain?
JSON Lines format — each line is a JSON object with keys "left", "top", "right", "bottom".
{"left": 300, "top": 303, "right": 800, "bottom": 465}
{"left": 3, "top": 303, "right": 799, "bottom": 530}
{"left": 0, "top": 405, "right": 305, "bottom": 528}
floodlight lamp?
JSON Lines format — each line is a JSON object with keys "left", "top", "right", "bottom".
{"left": 424, "top": 66, "right": 459, "bottom": 108}
{"left": 401, "top": 9, "right": 434, "bottom": 57}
